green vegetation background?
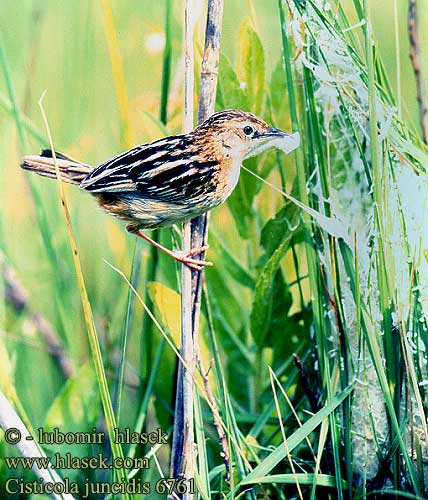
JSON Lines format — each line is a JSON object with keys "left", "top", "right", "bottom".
{"left": 1, "top": 1, "right": 427, "bottom": 499}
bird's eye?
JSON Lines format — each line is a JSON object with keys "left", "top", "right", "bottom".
{"left": 243, "top": 125, "right": 254, "bottom": 136}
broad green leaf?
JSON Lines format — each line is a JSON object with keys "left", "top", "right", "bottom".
{"left": 216, "top": 55, "right": 253, "bottom": 238}
{"left": 267, "top": 270, "right": 293, "bottom": 346}
{"left": 209, "top": 230, "right": 255, "bottom": 289}
{"left": 226, "top": 153, "right": 273, "bottom": 239}
{"left": 44, "top": 363, "right": 99, "bottom": 431}
{"left": 147, "top": 281, "right": 181, "bottom": 345}
{"left": 236, "top": 18, "right": 265, "bottom": 115}
{"left": 257, "top": 147, "right": 281, "bottom": 185}
{"left": 250, "top": 224, "right": 295, "bottom": 346}
{"left": 269, "top": 59, "right": 290, "bottom": 126}
{"left": 206, "top": 267, "right": 248, "bottom": 338}
{"left": 260, "top": 202, "right": 300, "bottom": 259}
{"left": 226, "top": 163, "right": 257, "bottom": 239}
{"left": 216, "top": 32, "right": 271, "bottom": 239}
{"left": 216, "top": 54, "right": 249, "bottom": 111}
{"left": 44, "top": 363, "right": 100, "bottom": 480}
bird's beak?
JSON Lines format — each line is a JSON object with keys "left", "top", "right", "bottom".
{"left": 264, "top": 127, "right": 300, "bottom": 154}
{"left": 244, "top": 127, "right": 300, "bottom": 159}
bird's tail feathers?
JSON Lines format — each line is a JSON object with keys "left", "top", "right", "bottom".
{"left": 21, "top": 150, "right": 93, "bottom": 185}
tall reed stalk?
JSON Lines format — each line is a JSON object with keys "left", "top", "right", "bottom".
{"left": 170, "top": 0, "right": 224, "bottom": 494}
{"left": 169, "top": 0, "right": 197, "bottom": 488}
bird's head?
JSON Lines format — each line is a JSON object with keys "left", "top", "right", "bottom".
{"left": 195, "top": 109, "right": 300, "bottom": 161}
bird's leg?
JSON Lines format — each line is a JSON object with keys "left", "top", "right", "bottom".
{"left": 126, "top": 224, "right": 213, "bottom": 271}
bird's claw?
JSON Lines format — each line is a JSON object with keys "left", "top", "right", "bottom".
{"left": 187, "top": 244, "right": 209, "bottom": 257}
{"left": 172, "top": 249, "right": 213, "bottom": 271}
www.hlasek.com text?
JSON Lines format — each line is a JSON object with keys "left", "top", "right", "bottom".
{"left": 5, "top": 452, "right": 149, "bottom": 470}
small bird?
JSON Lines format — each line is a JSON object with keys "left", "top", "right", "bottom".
{"left": 21, "top": 109, "right": 299, "bottom": 269}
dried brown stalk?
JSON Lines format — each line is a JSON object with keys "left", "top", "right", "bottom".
{"left": 170, "top": 0, "right": 197, "bottom": 489}
{"left": 199, "top": 358, "right": 231, "bottom": 481}
{"left": 170, "top": 0, "right": 225, "bottom": 493}
{"left": 191, "top": 0, "right": 224, "bottom": 337}
{"left": 191, "top": 0, "right": 226, "bottom": 485}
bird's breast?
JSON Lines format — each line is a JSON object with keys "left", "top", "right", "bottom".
{"left": 214, "top": 155, "right": 241, "bottom": 202}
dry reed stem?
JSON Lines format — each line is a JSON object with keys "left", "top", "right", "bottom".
{"left": 171, "top": 3, "right": 224, "bottom": 491}
{"left": 170, "top": 0, "right": 197, "bottom": 490}
{"left": 191, "top": 0, "right": 224, "bottom": 336}
{"left": 190, "top": 0, "right": 225, "bottom": 489}
{"left": 199, "top": 357, "right": 231, "bottom": 481}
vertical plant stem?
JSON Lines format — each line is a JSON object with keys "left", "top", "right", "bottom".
{"left": 160, "top": 0, "right": 173, "bottom": 125}
{"left": 408, "top": 0, "right": 427, "bottom": 143}
{"left": 170, "top": 0, "right": 196, "bottom": 487}
{"left": 191, "top": 0, "right": 224, "bottom": 346}
{"left": 191, "top": 0, "right": 224, "bottom": 483}
{"left": 393, "top": 0, "right": 401, "bottom": 119}
{"left": 171, "top": 1, "right": 224, "bottom": 493}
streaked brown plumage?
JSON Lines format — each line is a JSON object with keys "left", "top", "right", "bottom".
{"left": 21, "top": 109, "right": 299, "bottom": 268}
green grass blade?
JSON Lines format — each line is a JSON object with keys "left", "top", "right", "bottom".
{"left": 240, "top": 383, "right": 354, "bottom": 485}
{"left": 38, "top": 98, "right": 130, "bottom": 499}
{"left": 160, "top": 0, "right": 172, "bottom": 124}
{"left": 129, "top": 338, "right": 166, "bottom": 459}
{"left": 246, "top": 473, "right": 347, "bottom": 489}
{"left": 0, "top": 92, "right": 48, "bottom": 145}
{"left": 0, "top": 34, "right": 78, "bottom": 364}
{"left": 194, "top": 390, "right": 211, "bottom": 500}
{"left": 113, "top": 239, "right": 141, "bottom": 424}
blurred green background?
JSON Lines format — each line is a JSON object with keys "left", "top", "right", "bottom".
{"left": 1, "top": 0, "right": 427, "bottom": 498}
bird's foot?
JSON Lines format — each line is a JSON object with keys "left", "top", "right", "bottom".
{"left": 172, "top": 249, "right": 213, "bottom": 271}
{"left": 186, "top": 244, "right": 209, "bottom": 257}
{"left": 127, "top": 225, "right": 212, "bottom": 271}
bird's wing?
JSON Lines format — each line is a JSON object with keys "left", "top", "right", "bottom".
{"left": 80, "top": 135, "right": 187, "bottom": 193}
{"left": 136, "top": 158, "right": 220, "bottom": 203}
{"left": 80, "top": 134, "right": 220, "bottom": 203}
